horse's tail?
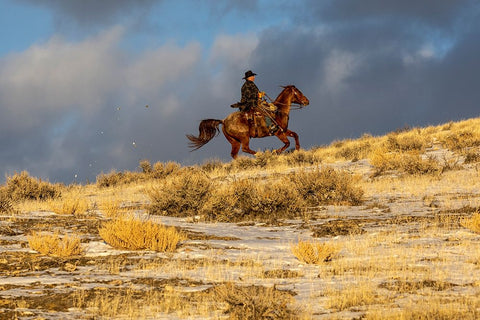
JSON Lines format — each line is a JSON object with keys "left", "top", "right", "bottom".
{"left": 186, "top": 119, "right": 223, "bottom": 151}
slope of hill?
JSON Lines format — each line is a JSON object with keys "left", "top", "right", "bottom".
{"left": 1, "top": 117, "right": 480, "bottom": 319}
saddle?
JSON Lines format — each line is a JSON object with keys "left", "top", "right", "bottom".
{"left": 245, "top": 108, "right": 279, "bottom": 137}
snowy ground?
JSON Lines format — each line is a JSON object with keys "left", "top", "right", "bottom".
{"left": 2, "top": 158, "right": 480, "bottom": 319}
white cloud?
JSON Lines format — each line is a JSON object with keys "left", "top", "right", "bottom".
{"left": 323, "top": 50, "right": 360, "bottom": 93}
{"left": 0, "top": 26, "right": 202, "bottom": 129}
{"left": 126, "top": 42, "right": 201, "bottom": 102}
{"left": 210, "top": 33, "right": 259, "bottom": 67}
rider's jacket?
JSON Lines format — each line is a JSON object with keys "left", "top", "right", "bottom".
{"left": 240, "top": 80, "right": 260, "bottom": 112}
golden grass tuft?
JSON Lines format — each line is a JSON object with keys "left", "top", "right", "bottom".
{"left": 98, "top": 216, "right": 185, "bottom": 252}
{"left": 461, "top": 212, "right": 480, "bottom": 233}
{"left": 98, "top": 197, "right": 123, "bottom": 218}
{"left": 48, "top": 194, "right": 89, "bottom": 215}
{"left": 291, "top": 239, "right": 339, "bottom": 264}
{"left": 28, "top": 231, "right": 83, "bottom": 257}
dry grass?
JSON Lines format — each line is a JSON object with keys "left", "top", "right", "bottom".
{"left": 28, "top": 231, "right": 83, "bottom": 257}
{"left": 73, "top": 286, "right": 215, "bottom": 319}
{"left": 366, "top": 296, "right": 480, "bottom": 320}
{"left": 462, "top": 212, "right": 480, "bottom": 233}
{"left": 214, "top": 283, "right": 298, "bottom": 319}
{"left": 98, "top": 197, "right": 124, "bottom": 218}
{"left": 370, "top": 148, "right": 440, "bottom": 176}
{"left": 0, "top": 189, "right": 14, "bottom": 213}
{"left": 291, "top": 239, "right": 339, "bottom": 264}
{"left": 326, "top": 281, "right": 391, "bottom": 311}
{"left": 48, "top": 193, "right": 90, "bottom": 215}
{"left": 98, "top": 216, "right": 185, "bottom": 252}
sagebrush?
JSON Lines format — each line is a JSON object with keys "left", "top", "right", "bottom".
{"left": 28, "top": 232, "right": 83, "bottom": 257}
{"left": 99, "top": 216, "right": 185, "bottom": 252}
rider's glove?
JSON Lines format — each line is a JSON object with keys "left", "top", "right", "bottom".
{"left": 258, "top": 91, "right": 265, "bottom": 99}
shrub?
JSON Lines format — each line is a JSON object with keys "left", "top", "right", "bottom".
{"left": 385, "top": 131, "right": 427, "bottom": 152}
{"left": 150, "top": 161, "right": 181, "bottom": 179}
{"left": 200, "top": 159, "right": 225, "bottom": 172}
{"left": 4, "top": 171, "right": 61, "bottom": 201}
{"left": 148, "top": 168, "right": 212, "bottom": 216}
{"left": 370, "top": 149, "right": 440, "bottom": 176}
{"left": 96, "top": 170, "right": 142, "bottom": 188}
{"left": 369, "top": 147, "right": 397, "bottom": 174}
{"left": 214, "top": 283, "right": 297, "bottom": 320}
{"left": 98, "top": 216, "right": 185, "bottom": 252}
{"left": 0, "top": 188, "right": 13, "bottom": 213}
{"left": 463, "top": 149, "right": 480, "bottom": 164}
{"left": 139, "top": 159, "right": 152, "bottom": 174}
{"left": 397, "top": 152, "right": 440, "bottom": 175}
{"left": 230, "top": 156, "right": 256, "bottom": 171}
{"left": 288, "top": 168, "right": 364, "bottom": 206}
{"left": 334, "top": 139, "right": 372, "bottom": 161}
{"left": 440, "top": 130, "right": 480, "bottom": 151}
{"left": 291, "top": 239, "right": 339, "bottom": 264}
{"left": 28, "top": 232, "right": 83, "bottom": 257}
{"left": 284, "top": 149, "right": 320, "bottom": 166}
{"left": 254, "top": 150, "right": 280, "bottom": 168}
{"left": 200, "top": 177, "right": 304, "bottom": 222}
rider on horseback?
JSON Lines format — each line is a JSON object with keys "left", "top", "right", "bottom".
{"left": 234, "top": 70, "right": 278, "bottom": 135}
{"left": 240, "top": 70, "right": 261, "bottom": 112}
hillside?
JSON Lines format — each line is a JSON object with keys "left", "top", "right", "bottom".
{"left": 1, "top": 117, "right": 480, "bottom": 319}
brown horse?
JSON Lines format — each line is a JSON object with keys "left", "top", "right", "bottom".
{"left": 187, "top": 85, "right": 309, "bottom": 158}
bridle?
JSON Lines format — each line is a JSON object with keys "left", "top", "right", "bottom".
{"left": 265, "top": 87, "right": 307, "bottom": 110}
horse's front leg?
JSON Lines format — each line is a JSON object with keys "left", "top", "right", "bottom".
{"left": 286, "top": 129, "right": 300, "bottom": 150}
{"left": 275, "top": 132, "right": 290, "bottom": 154}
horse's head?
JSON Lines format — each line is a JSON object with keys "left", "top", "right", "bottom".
{"left": 282, "top": 85, "right": 309, "bottom": 107}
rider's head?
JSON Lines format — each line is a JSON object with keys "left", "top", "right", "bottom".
{"left": 243, "top": 70, "right": 257, "bottom": 81}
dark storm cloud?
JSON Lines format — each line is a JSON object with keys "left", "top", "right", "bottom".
{"left": 18, "top": 0, "right": 159, "bottom": 27}
{"left": 307, "top": 0, "right": 475, "bottom": 28}
{"left": 248, "top": 0, "right": 480, "bottom": 148}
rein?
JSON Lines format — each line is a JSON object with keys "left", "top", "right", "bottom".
{"left": 264, "top": 93, "right": 306, "bottom": 110}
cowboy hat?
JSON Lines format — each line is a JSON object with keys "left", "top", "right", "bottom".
{"left": 243, "top": 70, "right": 257, "bottom": 79}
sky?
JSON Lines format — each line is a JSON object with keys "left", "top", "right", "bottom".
{"left": 0, "top": 0, "right": 479, "bottom": 184}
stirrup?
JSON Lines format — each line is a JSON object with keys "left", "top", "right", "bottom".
{"left": 269, "top": 125, "right": 279, "bottom": 135}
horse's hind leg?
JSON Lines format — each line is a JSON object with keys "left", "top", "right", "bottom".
{"left": 222, "top": 127, "right": 241, "bottom": 159}
{"left": 230, "top": 141, "right": 241, "bottom": 159}
{"left": 239, "top": 137, "right": 257, "bottom": 156}
{"left": 286, "top": 129, "right": 300, "bottom": 150}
